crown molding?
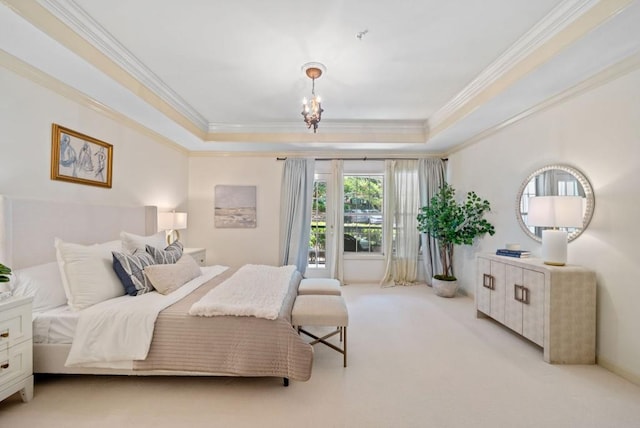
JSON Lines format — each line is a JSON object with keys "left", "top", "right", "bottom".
{"left": 429, "top": 0, "right": 631, "bottom": 136}
{"left": 208, "top": 119, "right": 428, "bottom": 136}
{"left": 447, "top": 52, "right": 640, "bottom": 156}
{"left": 0, "top": 49, "right": 189, "bottom": 154}
{"left": 36, "top": 0, "right": 209, "bottom": 131}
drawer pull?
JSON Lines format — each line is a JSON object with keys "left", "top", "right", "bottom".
{"left": 0, "top": 362, "right": 8, "bottom": 370}
{"left": 482, "top": 274, "right": 494, "bottom": 290}
{"left": 0, "top": 331, "right": 8, "bottom": 338}
{"left": 514, "top": 284, "right": 530, "bottom": 304}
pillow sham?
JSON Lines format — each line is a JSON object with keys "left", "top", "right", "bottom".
{"left": 120, "top": 231, "right": 166, "bottom": 254}
{"left": 112, "top": 250, "right": 157, "bottom": 296}
{"left": 146, "top": 240, "right": 184, "bottom": 264}
{"left": 143, "top": 254, "right": 202, "bottom": 295}
{"left": 55, "top": 238, "right": 125, "bottom": 311}
{"left": 11, "top": 262, "right": 67, "bottom": 312}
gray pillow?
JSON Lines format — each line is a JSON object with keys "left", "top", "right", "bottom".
{"left": 146, "top": 240, "right": 183, "bottom": 264}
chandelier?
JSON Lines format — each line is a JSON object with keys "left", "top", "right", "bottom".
{"left": 301, "top": 62, "right": 325, "bottom": 133}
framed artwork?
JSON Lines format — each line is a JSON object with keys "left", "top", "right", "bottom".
{"left": 215, "top": 185, "right": 257, "bottom": 228}
{"left": 50, "top": 123, "right": 113, "bottom": 188}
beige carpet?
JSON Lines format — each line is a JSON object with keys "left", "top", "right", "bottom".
{"left": 2, "top": 283, "right": 640, "bottom": 428}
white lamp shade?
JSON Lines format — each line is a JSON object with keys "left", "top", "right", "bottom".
{"left": 157, "top": 212, "right": 188, "bottom": 231}
{"left": 527, "top": 196, "right": 583, "bottom": 266}
{"left": 527, "top": 196, "right": 583, "bottom": 228}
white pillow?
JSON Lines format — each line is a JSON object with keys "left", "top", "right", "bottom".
{"left": 144, "top": 255, "right": 202, "bottom": 295}
{"left": 11, "top": 262, "right": 67, "bottom": 312}
{"left": 120, "top": 231, "right": 166, "bottom": 254}
{"left": 55, "top": 238, "right": 125, "bottom": 311}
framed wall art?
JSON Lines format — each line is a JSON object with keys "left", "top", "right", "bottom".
{"left": 50, "top": 123, "right": 113, "bottom": 188}
{"left": 214, "top": 185, "right": 257, "bottom": 228}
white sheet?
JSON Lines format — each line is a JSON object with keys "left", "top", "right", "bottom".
{"left": 33, "top": 305, "right": 78, "bottom": 344}
{"left": 65, "top": 265, "right": 228, "bottom": 367}
{"left": 189, "top": 264, "right": 296, "bottom": 320}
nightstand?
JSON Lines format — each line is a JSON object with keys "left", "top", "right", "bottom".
{"left": 184, "top": 248, "right": 206, "bottom": 266}
{"left": 0, "top": 296, "right": 34, "bottom": 403}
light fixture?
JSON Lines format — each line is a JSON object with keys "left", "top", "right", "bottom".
{"left": 527, "top": 196, "right": 583, "bottom": 266}
{"left": 301, "top": 62, "right": 325, "bottom": 133}
{"left": 157, "top": 211, "right": 188, "bottom": 245}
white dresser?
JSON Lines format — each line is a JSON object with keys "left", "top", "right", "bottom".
{"left": 184, "top": 248, "right": 206, "bottom": 267}
{"left": 476, "top": 254, "right": 596, "bottom": 364}
{"left": 0, "top": 296, "right": 34, "bottom": 403}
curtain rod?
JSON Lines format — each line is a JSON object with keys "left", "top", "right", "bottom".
{"left": 276, "top": 157, "right": 448, "bottom": 162}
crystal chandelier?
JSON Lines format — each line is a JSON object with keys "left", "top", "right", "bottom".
{"left": 301, "top": 62, "right": 325, "bottom": 133}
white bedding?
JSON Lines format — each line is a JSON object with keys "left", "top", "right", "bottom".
{"left": 33, "top": 305, "right": 78, "bottom": 344}
{"left": 65, "top": 265, "right": 228, "bottom": 368}
{"left": 189, "top": 264, "right": 296, "bottom": 320}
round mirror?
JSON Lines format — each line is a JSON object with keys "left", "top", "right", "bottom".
{"left": 516, "top": 164, "right": 594, "bottom": 242}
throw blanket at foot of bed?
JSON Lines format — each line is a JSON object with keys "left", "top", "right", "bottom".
{"left": 189, "top": 264, "right": 297, "bottom": 319}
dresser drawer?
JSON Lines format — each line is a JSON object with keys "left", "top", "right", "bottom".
{"left": 0, "top": 301, "right": 33, "bottom": 350}
{"left": 0, "top": 339, "right": 33, "bottom": 388}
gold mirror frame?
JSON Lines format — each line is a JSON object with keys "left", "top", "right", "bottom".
{"left": 516, "top": 164, "right": 595, "bottom": 243}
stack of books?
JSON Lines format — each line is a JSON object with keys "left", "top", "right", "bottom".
{"left": 495, "top": 248, "right": 531, "bottom": 258}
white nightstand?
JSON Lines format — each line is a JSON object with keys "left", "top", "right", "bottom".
{"left": 0, "top": 296, "right": 34, "bottom": 403}
{"left": 184, "top": 248, "right": 206, "bottom": 267}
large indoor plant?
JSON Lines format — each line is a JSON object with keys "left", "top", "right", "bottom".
{"left": 417, "top": 183, "right": 495, "bottom": 297}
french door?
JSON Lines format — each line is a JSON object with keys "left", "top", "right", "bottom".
{"left": 306, "top": 173, "right": 334, "bottom": 277}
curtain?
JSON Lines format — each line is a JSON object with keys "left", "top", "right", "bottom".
{"left": 418, "top": 158, "right": 446, "bottom": 285}
{"left": 279, "top": 158, "right": 315, "bottom": 275}
{"left": 381, "top": 160, "right": 420, "bottom": 286}
{"left": 327, "top": 160, "right": 344, "bottom": 282}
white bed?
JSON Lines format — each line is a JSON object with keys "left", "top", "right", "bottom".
{"left": 0, "top": 195, "right": 313, "bottom": 382}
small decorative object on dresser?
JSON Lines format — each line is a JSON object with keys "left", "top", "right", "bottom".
{"left": 184, "top": 248, "right": 206, "bottom": 267}
{"left": 476, "top": 253, "right": 596, "bottom": 364}
{"left": 0, "top": 296, "right": 34, "bottom": 403}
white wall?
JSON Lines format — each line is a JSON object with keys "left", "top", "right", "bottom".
{"left": 448, "top": 68, "right": 640, "bottom": 383}
{"left": 188, "top": 156, "right": 283, "bottom": 269}
{"left": 0, "top": 66, "right": 189, "bottom": 225}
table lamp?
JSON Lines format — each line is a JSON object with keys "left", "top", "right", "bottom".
{"left": 157, "top": 211, "right": 188, "bottom": 245}
{"left": 527, "top": 196, "right": 583, "bottom": 266}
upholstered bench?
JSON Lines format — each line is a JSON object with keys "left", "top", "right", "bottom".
{"left": 298, "top": 278, "right": 342, "bottom": 296}
{"left": 291, "top": 295, "right": 349, "bottom": 367}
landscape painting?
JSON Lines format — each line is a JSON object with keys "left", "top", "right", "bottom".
{"left": 214, "top": 185, "right": 257, "bottom": 228}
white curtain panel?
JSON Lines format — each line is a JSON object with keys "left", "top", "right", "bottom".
{"left": 328, "top": 160, "right": 344, "bottom": 282}
{"left": 381, "top": 160, "right": 420, "bottom": 286}
{"left": 279, "top": 158, "right": 315, "bottom": 275}
{"left": 418, "top": 158, "right": 446, "bottom": 285}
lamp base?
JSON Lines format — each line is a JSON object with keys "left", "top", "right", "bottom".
{"left": 541, "top": 229, "right": 568, "bottom": 266}
{"left": 166, "top": 229, "right": 180, "bottom": 245}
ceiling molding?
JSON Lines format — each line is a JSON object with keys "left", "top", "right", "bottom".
{"left": 36, "top": 0, "right": 210, "bottom": 131}
{"left": 0, "top": 49, "right": 189, "bottom": 155}
{"left": 447, "top": 52, "right": 640, "bottom": 155}
{"left": 189, "top": 150, "right": 447, "bottom": 159}
{"left": 429, "top": 0, "right": 631, "bottom": 136}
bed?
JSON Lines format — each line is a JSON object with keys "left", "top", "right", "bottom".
{"left": 0, "top": 196, "right": 313, "bottom": 384}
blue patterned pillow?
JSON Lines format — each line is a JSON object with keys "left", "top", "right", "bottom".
{"left": 112, "top": 250, "right": 156, "bottom": 296}
{"left": 146, "top": 240, "right": 184, "bottom": 264}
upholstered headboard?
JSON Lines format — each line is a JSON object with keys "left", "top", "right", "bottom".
{"left": 0, "top": 195, "right": 157, "bottom": 269}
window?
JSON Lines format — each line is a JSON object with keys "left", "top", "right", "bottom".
{"left": 309, "top": 179, "right": 327, "bottom": 268}
{"left": 344, "top": 175, "right": 383, "bottom": 254}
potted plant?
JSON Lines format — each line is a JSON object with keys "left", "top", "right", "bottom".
{"left": 0, "top": 263, "right": 11, "bottom": 293}
{"left": 417, "top": 183, "right": 495, "bottom": 297}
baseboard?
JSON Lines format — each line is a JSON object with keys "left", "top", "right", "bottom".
{"left": 597, "top": 356, "right": 640, "bottom": 387}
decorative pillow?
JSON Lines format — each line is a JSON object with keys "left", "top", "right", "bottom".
{"left": 55, "top": 238, "right": 125, "bottom": 311}
{"left": 11, "top": 262, "right": 67, "bottom": 312}
{"left": 120, "top": 231, "right": 166, "bottom": 254}
{"left": 143, "top": 254, "right": 202, "bottom": 295}
{"left": 146, "top": 240, "right": 184, "bottom": 264}
{"left": 112, "top": 250, "right": 157, "bottom": 296}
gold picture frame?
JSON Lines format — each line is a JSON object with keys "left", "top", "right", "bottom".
{"left": 51, "top": 124, "right": 113, "bottom": 188}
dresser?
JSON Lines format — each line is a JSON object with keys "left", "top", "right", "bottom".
{"left": 476, "top": 254, "right": 596, "bottom": 364}
{"left": 184, "top": 247, "right": 206, "bottom": 267}
{"left": 0, "top": 296, "right": 33, "bottom": 403}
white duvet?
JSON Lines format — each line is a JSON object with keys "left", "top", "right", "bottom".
{"left": 65, "top": 265, "right": 228, "bottom": 367}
